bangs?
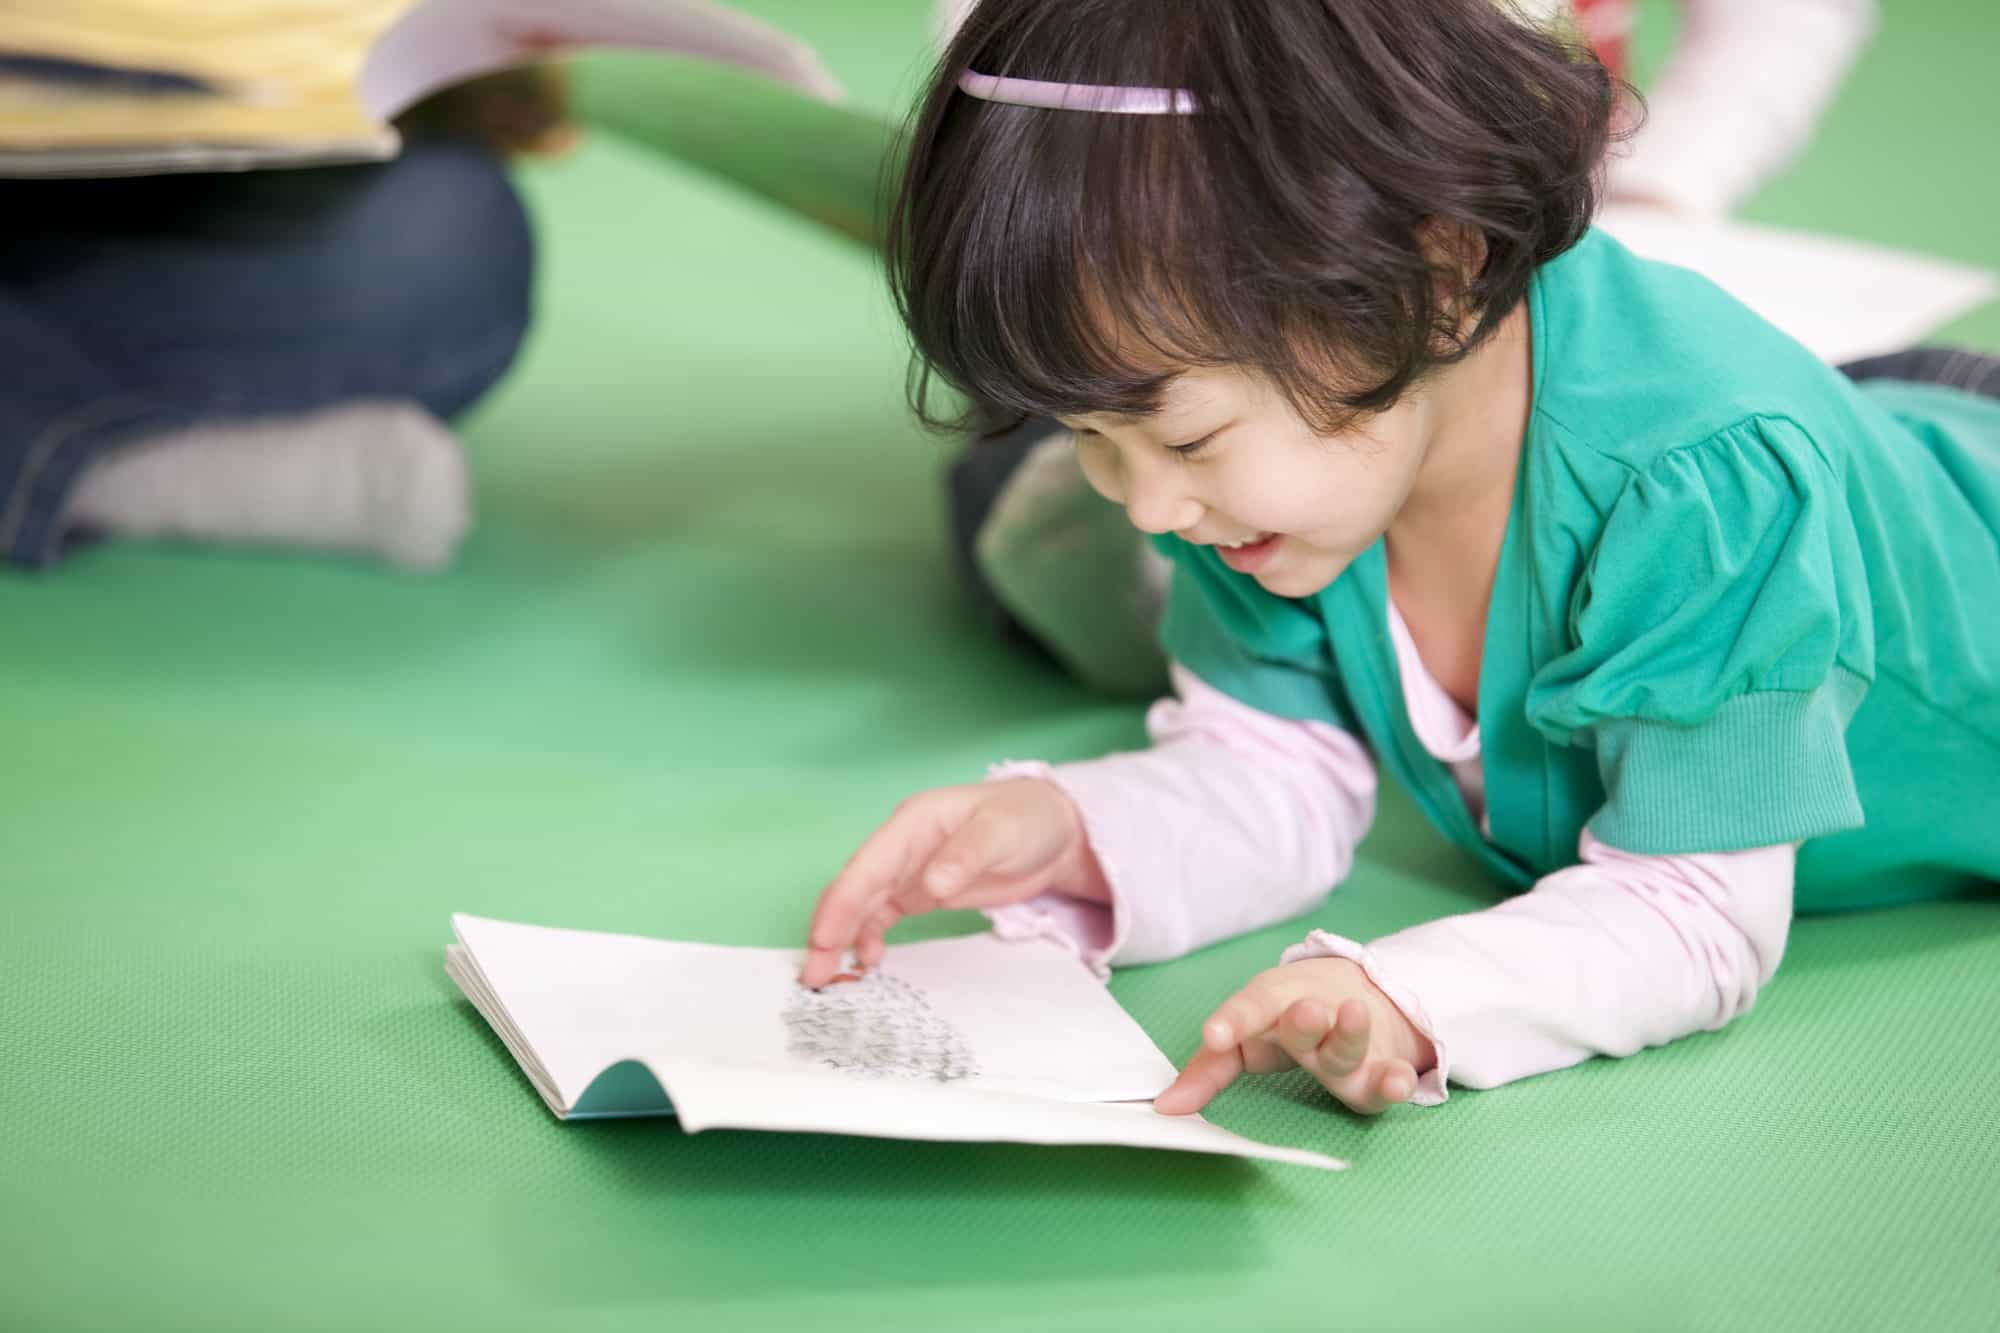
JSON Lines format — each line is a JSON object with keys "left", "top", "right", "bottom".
{"left": 917, "top": 99, "right": 1248, "bottom": 425}
{"left": 891, "top": 1, "right": 1334, "bottom": 432}
{"left": 887, "top": 0, "right": 1613, "bottom": 435}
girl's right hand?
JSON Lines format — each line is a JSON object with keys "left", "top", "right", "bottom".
{"left": 799, "top": 778, "right": 1107, "bottom": 988}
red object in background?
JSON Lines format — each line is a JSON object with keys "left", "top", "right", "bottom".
{"left": 494, "top": 21, "right": 576, "bottom": 57}
{"left": 1573, "top": 0, "right": 1635, "bottom": 77}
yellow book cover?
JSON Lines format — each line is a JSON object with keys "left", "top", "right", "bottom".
{"left": 0, "top": 0, "right": 842, "bottom": 175}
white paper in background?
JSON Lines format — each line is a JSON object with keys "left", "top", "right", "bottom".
{"left": 445, "top": 914, "right": 1345, "bottom": 1172}
{"left": 1597, "top": 206, "right": 1998, "bottom": 366}
{"left": 358, "top": 0, "right": 844, "bottom": 121}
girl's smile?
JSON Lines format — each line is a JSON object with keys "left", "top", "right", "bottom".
{"left": 1059, "top": 300, "right": 1533, "bottom": 602}
{"left": 1215, "top": 532, "right": 1282, "bottom": 574}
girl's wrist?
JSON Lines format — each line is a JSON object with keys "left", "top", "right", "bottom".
{"left": 1046, "top": 782, "right": 1115, "bottom": 906}
{"left": 1318, "top": 956, "right": 1438, "bottom": 1073}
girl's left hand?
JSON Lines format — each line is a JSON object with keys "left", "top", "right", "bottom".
{"left": 1154, "top": 957, "right": 1436, "bottom": 1117}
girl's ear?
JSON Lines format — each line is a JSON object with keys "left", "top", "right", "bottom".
{"left": 1416, "top": 217, "right": 1490, "bottom": 347}
{"left": 1416, "top": 217, "right": 1489, "bottom": 299}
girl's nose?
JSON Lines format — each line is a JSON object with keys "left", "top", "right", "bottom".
{"left": 1121, "top": 459, "right": 1203, "bottom": 536}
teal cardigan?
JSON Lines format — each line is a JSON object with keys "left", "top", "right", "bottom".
{"left": 1158, "top": 230, "right": 2000, "bottom": 912}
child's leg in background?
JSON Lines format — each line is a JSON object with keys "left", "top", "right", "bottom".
{"left": 1839, "top": 347, "right": 2000, "bottom": 399}
{"left": 0, "top": 139, "right": 534, "bottom": 571}
{"left": 946, "top": 414, "right": 1171, "bottom": 697}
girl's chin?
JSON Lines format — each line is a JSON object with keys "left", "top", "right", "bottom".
{"left": 1253, "top": 550, "right": 1346, "bottom": 598}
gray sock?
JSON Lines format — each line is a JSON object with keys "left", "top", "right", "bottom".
{"left": 67, "top": 399, "right": 471, "bottom": 571}
{"left": 976, "top": 433, "right": 1170, "bottom": 696}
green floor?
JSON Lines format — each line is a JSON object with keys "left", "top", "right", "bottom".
{"left": 4, "top": 3, "right": 1997, "bottom": 1330}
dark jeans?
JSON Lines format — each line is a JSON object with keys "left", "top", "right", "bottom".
{"left": 0, "top": 140, "right": 534, "bottom": 568}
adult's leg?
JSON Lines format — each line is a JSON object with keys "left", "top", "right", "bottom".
{"left": 0, "top": 140, "right": 534, "bottom": 568}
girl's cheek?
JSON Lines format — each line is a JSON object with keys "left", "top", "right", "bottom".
{"left": 1074, "top": 440, "right": 1124, "bottom": 504}
{"left": 1224, "top": 473, "right": 1322, "bottom": 532}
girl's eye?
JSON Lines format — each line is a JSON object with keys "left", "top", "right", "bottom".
{"left": 1167, "top": 432, "right": 1218, "bottom": 459}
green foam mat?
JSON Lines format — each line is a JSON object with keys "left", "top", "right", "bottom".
{"left": 3, "top": 3, "right": 1996, "bottom": 1329}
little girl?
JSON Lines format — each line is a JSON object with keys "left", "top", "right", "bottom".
{"left": 939, "top": 0, "right": 1882, "bottom": 695}
{"left": 801, "top": 0, "right": 2000, "bottom": 1114}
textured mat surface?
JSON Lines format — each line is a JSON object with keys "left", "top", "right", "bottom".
{"left": 3, "top": 3, "right": 1997, "bottom": 1330}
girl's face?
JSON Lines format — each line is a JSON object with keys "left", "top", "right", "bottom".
{"left": 1061, "top": 366, "right": 1440, "bottom": 600}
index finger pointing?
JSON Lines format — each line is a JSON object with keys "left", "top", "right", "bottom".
{"left": 803, "top": 825, "right": 923, "bottom": 985}
{"left": 1153, "top": 1046, "right": 1246, "bottom": 1117}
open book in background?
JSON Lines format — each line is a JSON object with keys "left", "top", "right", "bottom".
{"left": 445, "top": 913, "right": 1345, "bottom": 1170}
{"left": 0, "top": 0, "right": 842, "bottom": 176}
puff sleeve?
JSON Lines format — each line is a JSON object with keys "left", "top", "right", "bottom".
{"left": 1528, "top": 416, "right": 1875, "bottom": 854}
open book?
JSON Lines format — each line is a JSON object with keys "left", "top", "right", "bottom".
{"left": 445, "top": 913, "right": 1345, "bottom": 1170}
{"left": 0, "top": 0, "right": 842, "bottom": 176}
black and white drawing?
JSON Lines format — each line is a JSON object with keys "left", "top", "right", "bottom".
{"left": 784, "top": 970, "right": 979, "bottom": 1084}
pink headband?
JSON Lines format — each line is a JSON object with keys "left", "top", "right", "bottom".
{"left": 956, "top": 70, "right": 1198, "bottom": 115}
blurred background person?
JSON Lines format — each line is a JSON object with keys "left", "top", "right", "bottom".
{"left": 0, "top": 69, "right": 570, "bottom": 572}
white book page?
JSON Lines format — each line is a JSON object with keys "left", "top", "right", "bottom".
{"left": 449, "top": 914, "right": 1180, "bottom": 1110}
{"left": 1597, "top": 207, "right": 1998, "bottom": 366}
{"left": 663, "top": 1065, "right": 1343, "bottom": 1170}
{"left": 358, "top": 0, "right": 843, "bottom": 121}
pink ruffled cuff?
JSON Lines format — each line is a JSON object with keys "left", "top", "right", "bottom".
{"left": 1281, "top": 929, "right": 1451, "bottom": 1106}
{"left": 979, "top": 760, "right": 1127, "bottom": 979}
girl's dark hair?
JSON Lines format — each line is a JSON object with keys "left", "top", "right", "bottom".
{"left": 888, "top": 0, "right": 1619, "bottom": 434}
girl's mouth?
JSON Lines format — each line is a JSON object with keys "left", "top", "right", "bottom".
{"left": 1217, "top": 532, "right": 1282, "bottom": 573}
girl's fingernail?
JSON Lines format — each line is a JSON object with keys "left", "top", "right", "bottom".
{"left": 1205, "top": 1021, "right": 1230, "bottom": 1048}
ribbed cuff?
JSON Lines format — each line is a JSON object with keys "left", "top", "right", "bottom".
{"left": 1587, "top": 674, "right": 1867, "bottom": 854}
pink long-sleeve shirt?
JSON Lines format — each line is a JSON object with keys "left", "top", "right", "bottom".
{"left": 987, "top": 601, "right": 1795, "bottom": 1105}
